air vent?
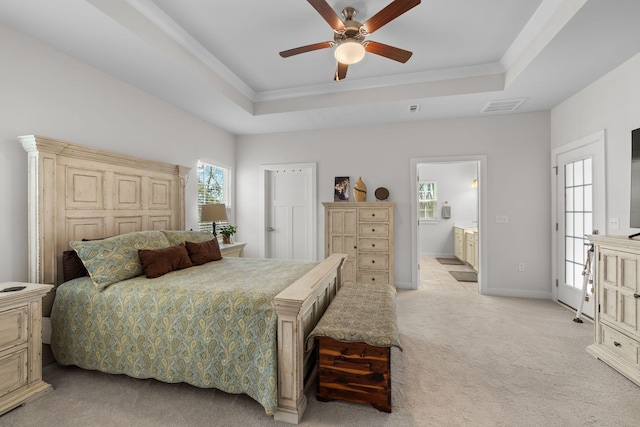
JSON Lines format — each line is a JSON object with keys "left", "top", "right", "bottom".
{"left": 481, "top": 98, "right": 526, "bottom": 113}
{"left": 408, "top": 104, "right": 420, "bottom": 113}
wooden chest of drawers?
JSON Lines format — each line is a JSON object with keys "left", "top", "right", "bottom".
{"left": 323, "top": 202, "right": 395, "bottom": 287}
{"left": 316, "top": 337, "right": 392, "bottom": 412}
{"left": 586, "top": 236, "right": 640, "bottom": 386}
{"left": 0, "top": 282, "right": 53, "bottom": 415}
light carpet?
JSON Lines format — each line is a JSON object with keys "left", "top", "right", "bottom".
{"left": 3, "top": 289, "right": 640, "bottom": 426}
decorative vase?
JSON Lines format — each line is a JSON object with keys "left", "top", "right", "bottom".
{"left": 353, "top": 177, "right": 367, "bottom": 202}
{"left": 223, "top": 235, "right": 231, "bottom": 244}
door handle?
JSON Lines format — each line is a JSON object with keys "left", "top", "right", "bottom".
{"left": 267, "top": 227, "right": 275, "bottom": 232}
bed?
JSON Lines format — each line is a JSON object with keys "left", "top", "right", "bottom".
{"left": 20, "top": 135, "right": 346, "bottom": 424}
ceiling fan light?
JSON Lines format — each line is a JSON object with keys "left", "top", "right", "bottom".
{"left": 334, "top": 41, "right": 365, "bottom": 65}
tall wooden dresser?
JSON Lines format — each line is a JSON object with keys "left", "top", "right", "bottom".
{"left": 323, "top": 202, "right": 395, "bottom": 287}
{"left": 587, "top": 235, "right": 640, "bottom": 386}
{"left": 0, "top": 282, "right": 53, "bottom": 415}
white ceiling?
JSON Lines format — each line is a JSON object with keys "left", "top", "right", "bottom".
{"left": 1, "top": 0, "right": 640, "bottom": 136}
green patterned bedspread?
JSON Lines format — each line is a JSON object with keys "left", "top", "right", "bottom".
{"left": 307, "top": 282, "right": 402, "bottom": 350}
{"left": 51, "top": 257, "right": 318, "bottom": 414}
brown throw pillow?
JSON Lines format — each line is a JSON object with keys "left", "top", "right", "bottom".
{"left": 62, "top": 250, "right": 89, "bottom": 282}
{"left": 138, "top": 243, "right": 193, "bottom": 279}
{"left": 186, "top": 239, "right": 222, "bottom": 265}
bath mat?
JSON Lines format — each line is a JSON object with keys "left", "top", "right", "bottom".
{"left": 437, "top": 257, "right": 464, "bottom": 265}
{"left": 449, "top": 271, "right": 478, "bottom": 282}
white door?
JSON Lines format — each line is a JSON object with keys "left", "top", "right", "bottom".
{"left": 554, "top": 132, "right": 605, "bottom": 317}
{"left": 262, "top": 164, "right": 316, "bottom": 260}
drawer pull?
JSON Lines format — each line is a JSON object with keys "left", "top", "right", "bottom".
{"left": 634, "top": 293, "right": 640, "bottom": 298}
{"left": 372, "top": 213, "right": 375, "bottom": 217}
{"left": 614, "top": 341, "right": 621, "bottom": 347}
{"left": 371, "top": 277, "right": 376, "bottom": 281}
{"left": 372, "top": 228, "right": 375, "bottom": 232}
{"left": 372, "top": 244, "right": 375, "bottom": 247}
{"left": 371, "top": 260, "right": 375, "bottom": 264}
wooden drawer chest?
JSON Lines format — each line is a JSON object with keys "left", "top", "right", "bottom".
{"left": 316, "top": 337, "right": 391, "bottom": 412}
{"left": 0, "top": 282, "right": 53, "bottom": 415}
{"left": 308, "top": 282, "right": 401, "bottom": 413}
{"left": 323, "top": 202, "right": 395, "bottom": 287}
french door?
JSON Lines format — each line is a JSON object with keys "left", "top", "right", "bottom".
{"left": 554, "top": 132, "right": 605, "bottom": 317}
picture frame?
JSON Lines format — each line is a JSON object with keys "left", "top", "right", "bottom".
{"left": 334, "top": 177, "right": 350, "bottom": 202}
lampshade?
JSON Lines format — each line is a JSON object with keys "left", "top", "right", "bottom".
{"left": 334, "top": 41, "right": 365, "bottom": 65}
{"left": 201, "top": 204, "right": 227, "bottom": 222}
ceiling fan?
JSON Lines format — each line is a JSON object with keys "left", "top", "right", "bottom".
{"left": 279, "top": 0, "right": 421, "bottom": 81}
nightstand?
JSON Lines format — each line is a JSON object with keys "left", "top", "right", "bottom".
{"left": 220, "top": 242, "right": 246, "bottom": 257}
{"left": 0, "top": 282, "right": 53, "bottom": 415}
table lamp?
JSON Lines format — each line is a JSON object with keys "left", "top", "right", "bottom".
{"left": 201, "top": 204, "right": 227, "bottom": 237}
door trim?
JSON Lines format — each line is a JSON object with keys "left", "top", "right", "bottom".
{"left": 259, "top": 163, "right": 317, "bottom": 260}
{"left": 551, "top": 130, "right": 606, "bottom": 302}
{"left": 410, "top": 155, "right": 487, "bottom": 293}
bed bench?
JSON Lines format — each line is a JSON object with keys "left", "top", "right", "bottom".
{"left": 306, "top": 282, "right": 402, "bottom": 412}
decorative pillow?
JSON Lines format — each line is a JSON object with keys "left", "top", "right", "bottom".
{"left": 62, "top": 236, "right": 107, "bottom": 282}
{"left": 161, "top": 230, "right": 216, "bottom": 246}
{"left": 70, "top": 230, "right": 171, "bottom": 289}
{"left": 138, "top": 243, "right": 193, "bottom": 278}
{"left": 186, "top": 238, "right": 222, "bottom": 265}
{"left": 62, "top": 250, "right": 88, "bottom": 282}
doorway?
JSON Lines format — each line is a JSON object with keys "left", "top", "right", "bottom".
{"left": 552, "top": 131, "right": 605, "bottom": 317}
{"left": 410, "top": 156, "right": 487, "bottom": 292}
{"left": 259, "top": 163, "right": 317, "bottom": 260}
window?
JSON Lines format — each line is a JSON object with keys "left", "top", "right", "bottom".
{"left": 197, "top": 161, "right": 230, "bottom": 232}
{"left": 418, "top": 181, "right": 437, "bottom": 220}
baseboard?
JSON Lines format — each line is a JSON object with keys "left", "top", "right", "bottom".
{"left": 482, "top": 288, "right": 553, "bottom": 300}
{"left": 395, "top": 281, "right": 413, "bottom": 290}
{"left": 420, "top": 252, "right": 454, "bottom": 258}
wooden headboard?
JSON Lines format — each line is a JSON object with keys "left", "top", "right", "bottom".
{"left": 20, "top": 135, "right": 190, "bottom": 314}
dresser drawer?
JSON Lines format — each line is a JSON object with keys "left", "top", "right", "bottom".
{"left": 358, "top": 253, "right": 389, "bottom": 270}
{"left": 358, "top": 224, "right": 388, "bottom": 237}
{"left": 601, "top": 324, "right": 640, "bottom": 367}
{"left": 358, "top": 271, "right": 389, "bottom": 285}
{"left": 358, "top": 208, "right": 389, "bottom": 222}
{"left": 0, "top": 305, "right": 29, "bottom": 350}
{"left": 358, "top": 238, "right": 389, "bottom": 252}
{"left": 0, "top": 348, "right": 28, "bottom": 398}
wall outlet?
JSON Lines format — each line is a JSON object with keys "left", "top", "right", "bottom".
{"left": 609, "top": 217, "right": 619, "bottom": 230}
{"left": 495, "top": 215, "right": 509, "bottom": 224}
{"left": 518, "top": 262, "right": 525, "bottom": 272}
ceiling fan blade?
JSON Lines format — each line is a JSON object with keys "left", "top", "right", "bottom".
{"left": 334, "top": 62, "right": 348, "bottom": 81}
{"left": 279, "top": 41, "right": 334, "bottom": 58}
{"left": 363, "top": 0, "right": 421, "bottom": 34}
{"left": 365, "top": 41, "right": 413, "bottom": 63}
{"left": 307, "top": 0, "right": 345, "bottom": 31}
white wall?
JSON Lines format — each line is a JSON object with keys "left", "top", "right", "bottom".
{"left": 551, "top": 51, "right": 640, "bottom": 236}
{"left": 236, "top": 112, "right": 551, "bottom": 297}
{"left": 418, "top": 163, "right": 478, "bottom": 257}
{"left": 0, "top": 24, "right": 235, "bottom": 283}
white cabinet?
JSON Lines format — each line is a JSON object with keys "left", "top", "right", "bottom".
{"left": 219, "top": 241, "right": 246, "bottom": 257}
{"left": 454, "top": 227, "right": 465, "bottom": 261}
{"left": 323, "top": 202, "right": 395, "bottom": 287}
{"left": 455, "top": 227, "right": 478, "bottom": 271}
{"left": 0, "top": 282, "right": 53, "bottom": 415}
{"left": 587, "top": 236, "right": 640, "bottom": 385}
